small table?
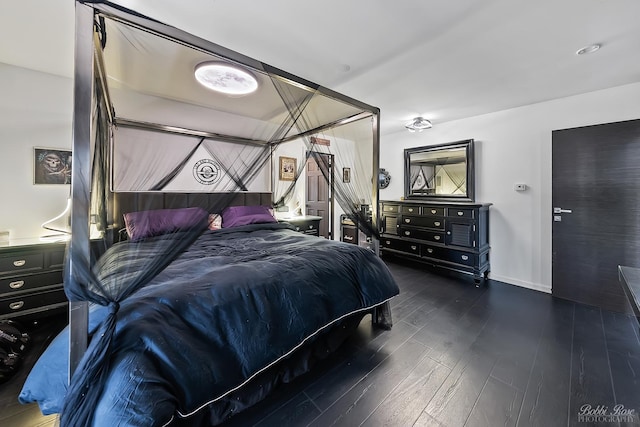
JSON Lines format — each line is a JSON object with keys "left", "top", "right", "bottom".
{"left": 617, "top": 265, "right": 640, "bottom": 328}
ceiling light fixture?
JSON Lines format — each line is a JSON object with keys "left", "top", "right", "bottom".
{"left": 576, "top": 44, "right": 601, "bottom": 56}
{"left": 405, "top": 117, "right": 432, "bottom": 132}
{"left": 194, "top": 62, "right": 258, "bottom": 95}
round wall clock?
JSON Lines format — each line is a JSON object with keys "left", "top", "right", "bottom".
{"left": 378, "top": 168, "right": 391, "bottom": 189}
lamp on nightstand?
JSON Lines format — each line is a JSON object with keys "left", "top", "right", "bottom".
{"left": 41, "top": 197, "right": 71, "bottom": 236}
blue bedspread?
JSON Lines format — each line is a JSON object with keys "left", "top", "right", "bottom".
{"left": 20, "top": 223, "right": 399, "bottom": 426}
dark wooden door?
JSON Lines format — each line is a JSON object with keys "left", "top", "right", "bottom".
{"left": 552, "top": 119, "right": 640, "bottom": 313}
{"left": 306, "top": 153, "right": 332, "bottom": 238}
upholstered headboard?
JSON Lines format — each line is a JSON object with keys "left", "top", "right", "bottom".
{"left": 110, "top": 191, "right": 272, "bottom": 240}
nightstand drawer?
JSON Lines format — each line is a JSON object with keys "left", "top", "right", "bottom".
{"left": 0, "top": 271, "right": 63, "bottom": 296}
{"left": 0, "top": 252, "right": 44, "bottom": 276}
{"left": 0, "top": 287, "right": 67, "bottom": 316}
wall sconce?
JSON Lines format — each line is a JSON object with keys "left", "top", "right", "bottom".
{"left": 405, "top": 117, "right": 432, "bottom": 132}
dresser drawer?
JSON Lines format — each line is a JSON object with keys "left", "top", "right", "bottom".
{"left": 0, "top": 271, "right": 63, "bottom": 296}
{"left": 398, "top": 227, "right": 445, "bottom": 243}
{"left": 381, "top": 237, "right": 420, "bottom": 255}
{"left": 48, "top": 248, "right": 66, "bottom": 269}
{"left": 0, "top": 252, "right": 44, "bottom": 276}
{"left": 382, "top": 204, "right": 400, "bottom": 214}
{"left": 400, "top": 205, "right": 421, "bottom": 215}
{"left": 423, "top": 206, "right": 446, "bottom": 217}
{"left": 422, "top": 245, "right": 444, "bottom": 259}
{"left": 400, "top": 215, "right": 444, "bottom": 229}
{"left": 447, "top": 208, "right": 474, "bottom": 219}
{"left": 441, "top": 248, "right": 476, "bottom": 267}
{"left": 0, "top": 287, "right": 67, "bottom": 316}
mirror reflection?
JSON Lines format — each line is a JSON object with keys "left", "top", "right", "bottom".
{"left": 404, "top": 139, "right": 474, "bottom": 201}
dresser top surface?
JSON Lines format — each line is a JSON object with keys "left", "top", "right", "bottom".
{"left": 0, "top": 236, "right": 68, "bottom": 251}
{"left": 381, "top": 200, "right": 492, "bottom": 208}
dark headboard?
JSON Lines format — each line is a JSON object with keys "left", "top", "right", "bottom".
{"left": 110, "top": 191, "right": 272, "bottom": 238}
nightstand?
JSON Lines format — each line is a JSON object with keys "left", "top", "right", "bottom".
{"left": 0, "top": 239, "right": 68, "bottom": 320}
{"left": 278, "top": 215, "right": 322, "bottom": 237}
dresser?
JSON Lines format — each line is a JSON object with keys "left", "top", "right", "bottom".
{"left": 0, "top": 239, "right": 68, "bottom": 320}
{"left": 380, "top": 200, "right": 491, "bottom": 285}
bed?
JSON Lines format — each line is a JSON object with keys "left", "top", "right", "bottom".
{"left": 20, "top": 198, "right": 398, "bottom": 426}
{"left": 21, "top": 2, "right": 393, "bottom": 425}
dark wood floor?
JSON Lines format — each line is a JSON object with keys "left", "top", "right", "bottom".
{"left": 221, "top": 259, "right": 640, "bottom": 427}
{"left": 2, "top": 258, "right": 640, "bottom": 426}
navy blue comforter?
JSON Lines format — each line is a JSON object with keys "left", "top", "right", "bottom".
{"left": 20, "top": 223, "right": 399, "bottom": 426}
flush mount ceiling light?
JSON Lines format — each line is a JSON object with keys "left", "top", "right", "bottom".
{"left": 405, "top": 117, "right": 433, "bottom": 132}
{"left": 576, "top": 43, "right": 601, "bottom": 56}
{"left": 194, "top": 62, "right": 258, "bottom": 95}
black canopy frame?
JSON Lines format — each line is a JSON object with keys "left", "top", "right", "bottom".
{"left": 69, "top": 0, "right": 381, "bottom": 419}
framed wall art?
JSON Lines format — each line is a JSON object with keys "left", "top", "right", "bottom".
{"left": 342, "top": 167, "right": 351, "bottom": 183}
{"left": 279, "top": 156, "right": 296, "bottom": 181}
{"left": 34, "top": 147, "right": 72, "bottom": 184}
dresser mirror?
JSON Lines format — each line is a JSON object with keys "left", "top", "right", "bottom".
{"left": 404, "top": 139, "right": 475, "bottom": 202}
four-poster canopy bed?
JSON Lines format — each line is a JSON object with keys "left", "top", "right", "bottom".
{"left": 18, "top": 1, "right": 399, "bottom": 426}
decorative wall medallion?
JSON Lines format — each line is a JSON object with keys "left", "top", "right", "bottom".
{"left": 193, "top": 159, "right": 222, "bottom": 185}
{"left": 379, "top": 168, "right": 391, "bottom": 189}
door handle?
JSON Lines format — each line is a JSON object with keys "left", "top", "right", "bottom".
{"left": 553, "top": 207, "right": 572, "bottom": 214}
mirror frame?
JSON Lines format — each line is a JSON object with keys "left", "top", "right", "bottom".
{"left": 404, "top": 139, "right": 475, "bottom": 202}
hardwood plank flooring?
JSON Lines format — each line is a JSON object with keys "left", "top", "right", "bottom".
{"left": 2, "top": 258, "right": 640, "bottom": 426}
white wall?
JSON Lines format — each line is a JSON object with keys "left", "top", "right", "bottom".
{"left": 380, "top": 82, "right": 640, "bottom": 293}
{"left": 0, "top": 63, "right": 72, "bottom": 241}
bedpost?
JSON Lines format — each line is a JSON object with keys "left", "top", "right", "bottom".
{"left": 372, "top": 301, "right": 393, "bottom": 330}
{"left": 68, "top": 1, "right": 94, "bottom": 381}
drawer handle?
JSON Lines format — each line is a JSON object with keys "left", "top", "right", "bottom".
{"left": 345, "top": 235, "right": 353, "bottom": 241}
{"left": 431, "top": 209, "right": 436, "bottom": 214}
{"left": 385, "top": 240, "right": 391, "bottom": 245}
{"left": 295, "top": 226, "right": 300, "bottom": 231}
{"left": 434, "top": 235, "right": 441, "bottom": 241}
{"left": 404, "top": 231, "right": 411, "bottom": 236}
{"left": 404, "top": 218, "right": 411, "bottom": 223}
{"left": 427, "top": 248, "right": 434, "bottom": 253}
{"left": 9, "top": 280, "right": 25, "bottom": 289}
{"left": 309, "top": 225, "right": 313, "bottom": 229}
{"left": 9, "top": 301, "right": 24, "bottom": 310}
{"left": 434, "top": 221, "right": 441, "bottom": 227}
{"left": 461, "top": 255, "right": 469, "bottom": 261}
{"left": 457, "top": 211, "right": 464, "bottom": 216}
{"left": 408, "top": 208, "right": 414, "bottom": 213}
{"left": 13, "top": 260, "right": 26, "bottom": 267}
{"left": 411, "top": 245, "right": 417, "bottom": 250}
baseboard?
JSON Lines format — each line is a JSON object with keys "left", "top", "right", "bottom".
{"left": 489, "top": 273, "right": 552, "bottom": 294}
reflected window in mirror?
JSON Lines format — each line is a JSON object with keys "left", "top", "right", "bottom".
{"left": 404, "top": 139, "right": 475, "bottom": 202}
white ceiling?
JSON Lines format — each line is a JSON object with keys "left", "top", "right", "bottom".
{"left": 2, "top": 0, "right": 640, "bottom": 136}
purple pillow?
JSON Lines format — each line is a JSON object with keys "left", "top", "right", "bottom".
{"left": 124, "top": 207, "right": 209, "bottom": 242}
{"left": 222, "top": 205, "right": 277, "bottom": 228}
